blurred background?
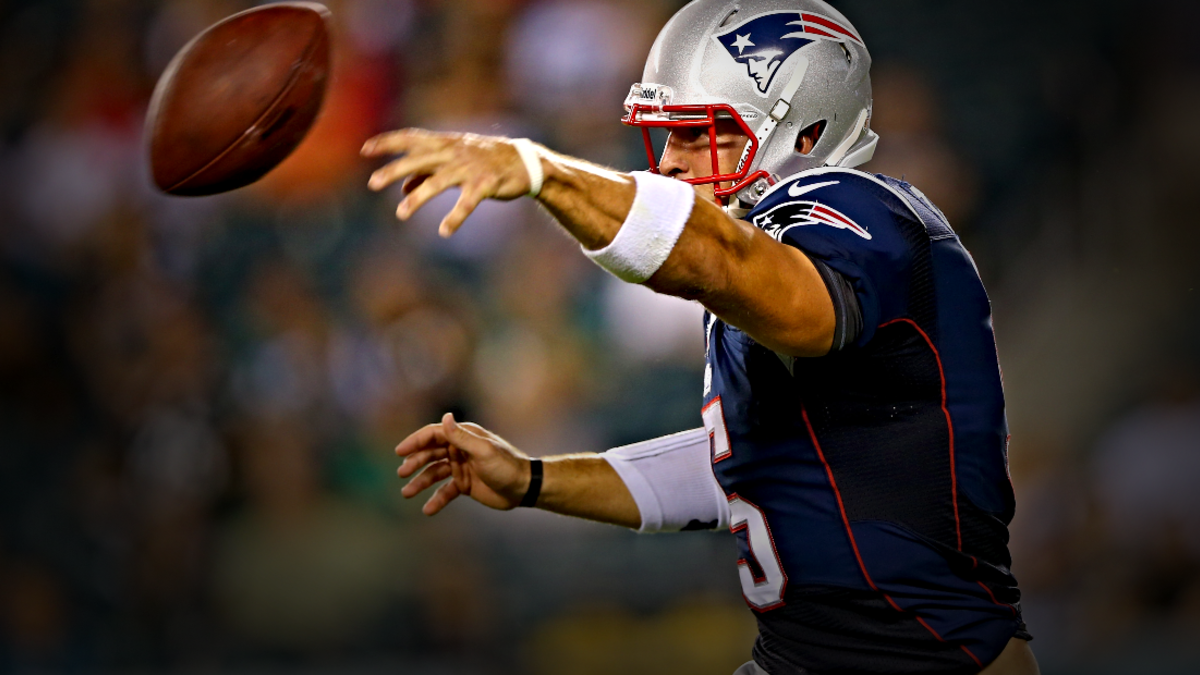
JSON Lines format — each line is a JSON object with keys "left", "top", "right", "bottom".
{"left": 0, "top": 0, "right": 1197, "bottom": 673}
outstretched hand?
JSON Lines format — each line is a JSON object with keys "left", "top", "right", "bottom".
{"left": 362, "top": 129, "right": 536, "bottom": 238}
{"left": 396, "top": 413, "right": 532, "bottom": 516}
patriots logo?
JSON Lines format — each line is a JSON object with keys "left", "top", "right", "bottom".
{"left": 751, "top": 182, "right": 871, "bottom": 240}
{"left": 715, "top": 11, "right": 863, "bottom": 95}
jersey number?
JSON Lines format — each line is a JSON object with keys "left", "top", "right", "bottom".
{"left": 702, "top": 397, "right": 732, "bottom": 462}
{"left": 703, "top": 397, "right": 787, "bottom": 610}
{"left": 729, "top": 497, "right": 787, "bottom": 610}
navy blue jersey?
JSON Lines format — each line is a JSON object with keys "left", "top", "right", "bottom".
{"left": 703, "top": 168, "right": 1027, "bottom": 674}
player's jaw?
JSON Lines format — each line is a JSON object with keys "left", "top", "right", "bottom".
{"left": 658, "top": 119, "right": 751, "bottom": 204}
{"left": 658, "top": 119, "right": 821, "bottom": 205}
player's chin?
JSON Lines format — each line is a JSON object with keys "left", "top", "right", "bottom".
{"left": 688, "top": 180, "right": 718, "bottom": 204}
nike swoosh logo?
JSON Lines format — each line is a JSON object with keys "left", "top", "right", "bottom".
{"left": 788, "top": 180, "right": 840, "bottom": 198}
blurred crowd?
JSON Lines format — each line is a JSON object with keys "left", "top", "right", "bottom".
{"left": 0, "top": 0, "right": 1197, "bottom": 673}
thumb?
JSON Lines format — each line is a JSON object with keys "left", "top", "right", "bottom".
{"left": 442, "top": 412, "right": 486, "bottom": 455}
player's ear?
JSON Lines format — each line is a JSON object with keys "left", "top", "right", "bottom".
{"left": 795, "top": 120, "right": 826, "bottom": 155}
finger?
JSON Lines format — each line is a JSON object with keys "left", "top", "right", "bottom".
{"left": 439, "top": 185, "right": 489, "bottom": 238}
{"left": 455, "top": 422, "right": 500, "bottom": 448}
{"left": 397, "top": 446, "right": 450, "bottom": 478}
{"left": 458, "top": 421, "right": 495, "bottom": 438}
{"left": 423, "top": 479, "right": 462, "bottom": 516}
{"left": 368, "top": 150, "right": 454, "bottom": 192}
{"left": 396, "top": 169, "right": 461, "bottom": 221}
{"left": 449, "top": 415, "right": 489, "bottom": 439}
{"left": 441, "top": 413, "right": 495, "bottom": 457}
{"left": 401, "top": 460, "right": 453, "bottom": 498}
{"left": 395, "top": 423, "right": 449, "bottom": 457}
{"left": 448, "top": 445, "right": 462, "bottom": 483}
{"left": 361, "top": 128, "right": 440, "bottom": 157}
{"left": 448, "top": 445, "right": 470, "bottom": 493}
{"left": 402, "top": 174, "right": 430, "bottom": 195}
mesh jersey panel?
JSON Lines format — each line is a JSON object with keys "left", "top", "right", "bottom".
{"left": 752, "top": 588, "right": 984, "bottom": 675}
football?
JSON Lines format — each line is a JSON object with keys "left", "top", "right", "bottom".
{"left": 145, "top": 2, "right": 331, "bottom": 196}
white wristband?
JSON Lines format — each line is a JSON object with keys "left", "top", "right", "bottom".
{"left": 582, "top": 172, "right": 696, "bottom": 284}
{"left": 602, "top": 428, "right": 730, "bottom": 533}
{"left": 511, "top": 138, "right": 544, "bottom": 198}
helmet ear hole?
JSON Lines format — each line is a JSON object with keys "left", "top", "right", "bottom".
{"left": 840, "top": 42, "right": 853, "bottom": 65}
{"left": 795, "top": 120, "right": 827, "bottom": 155}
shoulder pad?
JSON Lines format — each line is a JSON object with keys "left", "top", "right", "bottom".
{"left": 746, "top": 168, "right": 925, "bottom": 346}
{"left": 747, "top": 167, "right": 921, "bottom": 243}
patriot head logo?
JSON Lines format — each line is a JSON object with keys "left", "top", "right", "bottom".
{"left": 715, "top": 11, "right": 863, "bottom": 95}
{"left": 751, "top": 181, "right": 872, "bottom": 240}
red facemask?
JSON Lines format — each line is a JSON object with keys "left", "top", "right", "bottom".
{"left": 622, "top": 100, "right": 772, "bottom": 204}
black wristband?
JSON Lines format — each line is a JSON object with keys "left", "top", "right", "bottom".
{"left": 518, "top": 458, "right": 543, "bottom": 508}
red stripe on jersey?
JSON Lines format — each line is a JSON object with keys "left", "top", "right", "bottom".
{"left": 802, "top": 405, "right": 954, "bottom": 647}
{"left": 976, "top": 579, "right": 1018, "bottom": 617}
{"left": 880, "top": 318, "right": 962, "bottom": 551}
{"left": 914, "top": 616, "right": 944, "bottom": 640}
{"left": 801, "top": 406, "right": 877, "bottom": 590}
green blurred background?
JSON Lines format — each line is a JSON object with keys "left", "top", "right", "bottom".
{"left": 0, "top": 0, "right": 1198, "bottom": 673}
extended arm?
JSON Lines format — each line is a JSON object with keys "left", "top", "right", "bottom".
{"left": 397, "top": 415, "right": 727, "bottom": 532}
{"left": 362, "top": 131, "right": 836, "bottom": 357}
{"left": 365, "top": 130, "right": 835, "bottom": 523}
{"left": 397, "top": 413, "right": 642, "bottom": 528}
{"left": 539, "top": 152, "right": 836, "bottom": 357}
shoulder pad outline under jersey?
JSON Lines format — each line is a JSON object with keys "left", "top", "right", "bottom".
{"left": 752, "top": 166, "right": 925, "bottom": 224}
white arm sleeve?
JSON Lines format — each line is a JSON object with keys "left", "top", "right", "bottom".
{"left": 601, "top": 428, "right": 730, "bottom": 533}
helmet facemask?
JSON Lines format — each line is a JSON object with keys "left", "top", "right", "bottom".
{"left": 622, "top": 84, "right": 772, "bottom": 205}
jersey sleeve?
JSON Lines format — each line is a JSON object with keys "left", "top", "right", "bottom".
{"left": 747, "top": 170, "right": 918, "bottom": 346}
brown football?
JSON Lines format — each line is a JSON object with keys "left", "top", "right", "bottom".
{"left": 145, "top": 2, "right": 331, "bottom": 196}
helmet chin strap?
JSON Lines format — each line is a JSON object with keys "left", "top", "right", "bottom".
{"left": 731, "top": 57, "right": 810, "bottom": 203}
{"left": 725, "top": 109, "right": 874, "bottom": 218}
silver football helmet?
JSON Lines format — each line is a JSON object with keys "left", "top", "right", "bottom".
{"left": 623, "top": 0, "right": 877, "bottom": 207}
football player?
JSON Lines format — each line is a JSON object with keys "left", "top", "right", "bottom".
{"left": 363, "top": 1, "right": 1038, "bottom": 673}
